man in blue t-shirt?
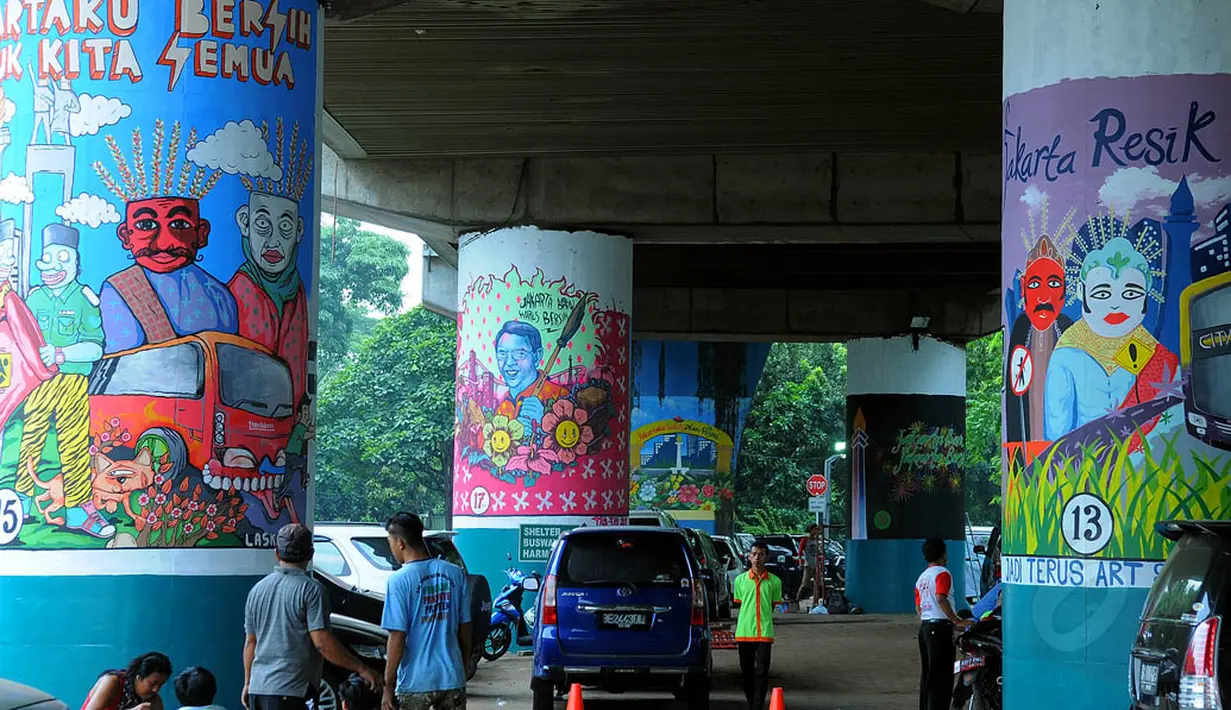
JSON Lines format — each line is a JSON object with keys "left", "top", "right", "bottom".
{"left": 380, "top": 512, "right": 472, "bottom": 710}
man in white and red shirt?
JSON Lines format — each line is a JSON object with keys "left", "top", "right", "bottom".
{"left": 914, "top": 539, "right": 971, "bottom": 710}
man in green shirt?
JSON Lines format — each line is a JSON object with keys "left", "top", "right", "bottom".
{"left": 14, "top": 223, "right": 111, "bottom": 539}
{"left": 733, "top": 540, "right": 783, "bottom": 710}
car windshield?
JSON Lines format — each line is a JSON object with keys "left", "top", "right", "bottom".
{"left": 217, "top": 343, "right": 295, "bottom": 419}
{"left": 559, "top": 533, "right": 689, "bottom": 587}
{"left": 1142, "top": 534, "right": 1220, "bottom": 622}
{"left": 88, "top": 342, "right": 204, "bottom": 397}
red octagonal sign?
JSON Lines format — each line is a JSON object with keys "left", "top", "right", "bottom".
{"left": 806, "top": 475, "right": 829, "bottom": 497}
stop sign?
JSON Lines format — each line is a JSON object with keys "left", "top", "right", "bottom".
{"left": 806, "top": 474, "right": 829, "bottom": 497}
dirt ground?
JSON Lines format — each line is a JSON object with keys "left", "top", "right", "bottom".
{"left": 465, "top": 614, "right": 922, "bottom": 709}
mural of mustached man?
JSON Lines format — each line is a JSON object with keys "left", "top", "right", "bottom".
{"left": 1004, "top": 204, "right": 1076, "bottom": 469}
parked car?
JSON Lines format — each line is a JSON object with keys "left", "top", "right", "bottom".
{"left": 754, "top": 535, "right": 803, "bottom": 598}
{"left": 628, "top": 509, "right": 681, "bottom": 527}
{"left": 975, "top": 525, "right": 1001, "bottom": 600}
{"left": 0, "top": 679, "right": 66, "bottom": 710}
{"left": 1129, "top": 520, "right": 1229, "bottom": 710}
{"left": 712, "top": 534, "right": 750, "bottom": 592}
{"left": 530, "top": 526, "right": 712, "bottom": 710}
{"left": 682, "top": 527, "right": 732, "bottom": 619}
{"left": 310, "top": 523, "right": 492, "bottom": 691}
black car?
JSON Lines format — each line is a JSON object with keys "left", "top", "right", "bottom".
{"left": 310, "top": 538, "right": 492, "bottom": 704}
{"left": 682, "top": 527, "right": 733, "bottom": 619}
{"left": 975, "top": 525, "right": 1001, "bottom": 599}
{"left": 1129, "top": 520, "right": 1229, "bottom": 710}
{"left": 755, "top": 535, "right": 803, "bottom": 598}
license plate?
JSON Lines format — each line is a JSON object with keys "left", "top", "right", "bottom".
{"left": 954, "top": 656, "right": 984, "bottom": 673}
{"left": 1139, "top": 663, "right": 1158, "bottom": 696}
{"left": 599, "top": 612, "right": 650, "bottom": 630}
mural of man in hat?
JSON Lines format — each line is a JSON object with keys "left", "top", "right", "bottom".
{"left": 0, "top": 220, "right": 58, "bottom": 520}
{"left": 14, "top": 223, "right": 112, "bottom": 539}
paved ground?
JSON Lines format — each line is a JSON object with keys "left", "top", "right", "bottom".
{"left": 466, "top": 614, "right": 921, "bottom": 709}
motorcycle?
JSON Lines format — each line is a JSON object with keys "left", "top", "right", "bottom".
{"left": 951, "top": 606, "right": 1002, "bottom": 710}
{"left": 482, "top": 567, "right": 541, "bottom": 662}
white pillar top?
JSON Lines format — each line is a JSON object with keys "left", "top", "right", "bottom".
{"left": 846, "top": 335, "right": 967, "bottom": 397}
{"left": 1004, "top": 0, "right": 1231, "bottom": 98}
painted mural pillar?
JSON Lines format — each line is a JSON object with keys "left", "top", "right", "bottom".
{"left": 1001, "top": 2, "right": 1231, "bottom": 707}
{"left": 843, "top": 335, "right": 967, "bottom": 613}
{"left": 627, "top": 341, "right": 769, "bottom": 535}
{"left": 0, "top": 2, "right": 322, "bottom": 706}
{"left": 453, "top": 227, "right": 632, "bottom": 584}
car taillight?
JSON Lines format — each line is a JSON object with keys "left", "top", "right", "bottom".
{"left": 1179, "top": 616, "right": 1222, "bottom": 709}
{"left": 541, "top": 574, "right": 558, "bottom": 626}
{"left": 691, "top": 578, "right": 706, "bottom": 626}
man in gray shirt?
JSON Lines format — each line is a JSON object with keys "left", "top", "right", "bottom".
{"left": 243, "top": 524, "right": 381, "bottom": 710}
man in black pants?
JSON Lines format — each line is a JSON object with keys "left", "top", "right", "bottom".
{"left": 733, "top": 541, "right": 783, "bottom": 710}
{"left": 914, "top": 538, "right": 971, "bottom": 710}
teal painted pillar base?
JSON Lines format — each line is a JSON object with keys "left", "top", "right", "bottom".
{"left": 453, "top": 525, "right": 551, "bottom": 652}
{"left": 1003, "top": 584, "right": 1144, "bottom": 710}
{"left": 0, "top": 574, "right": 261, "bottom": 707}
{"left": 845, "top": 539, "right": 966, "bottom": 613}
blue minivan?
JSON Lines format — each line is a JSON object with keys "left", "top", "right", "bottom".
{"left": 530, "top": 526, "right": 712, "bottom": 709}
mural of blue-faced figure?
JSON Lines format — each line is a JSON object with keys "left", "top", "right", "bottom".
{"left": 1045, "top": 235, "right": 1179, "bottom": 442}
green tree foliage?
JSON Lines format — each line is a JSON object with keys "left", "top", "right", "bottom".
{"left": 318, "top": 216, "right": 411, "bottom": 372}
{"left": 735, "top": 343, "right": 848, "bottom": 535}
{"left": 964, "top": 330, "right": 1004, "bottom": 526}
{"left": 314, "top": 307, "right": 457, "bottom": 522}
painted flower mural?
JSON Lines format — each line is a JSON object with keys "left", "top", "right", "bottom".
{"left": 454, "top": 265, "right": 630, "bottom": 512}
{"left": 482, "top": 414, "right": 524, "bottom": 469}
{"left": 542, "top": 399, "right": 596, "bottom": 465}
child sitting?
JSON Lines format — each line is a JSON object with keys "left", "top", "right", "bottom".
{"left": 173, "top": 667, "right": 225, "bottom": 710}
{"left": 338, "top": 674, "right": 378, "bottom": 710}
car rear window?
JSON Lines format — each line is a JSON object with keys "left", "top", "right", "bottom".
{"left": 353, "top": 537, "right": 398, "bottom": 571}
{"left": 1142, "top": 534, "right": 1220, "bottom": 622}
{"left": 352, "top": 535, "right": 466, "bottom": 572}
{"left": 559, "top": 533, "right": 689, "bottom": 587}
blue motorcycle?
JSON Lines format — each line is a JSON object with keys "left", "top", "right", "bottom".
{"left": 482, "top": 567, "right": 541, "bottom": 662}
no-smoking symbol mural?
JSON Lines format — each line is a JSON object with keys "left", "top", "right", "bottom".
{"left": 1009, "top": 345, "right": 1033, "bottom": 396}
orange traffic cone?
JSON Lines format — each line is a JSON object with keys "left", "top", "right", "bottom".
{"left": 769, "top": 687, "right": 786, "bottom": 710}
{"left": 566, "top": 683, "right": 585, "bottom": 710}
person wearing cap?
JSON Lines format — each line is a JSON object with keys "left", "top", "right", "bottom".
{"left": 0, "top": 220, "right": 60, "bottom": 527}
{"left": 12, "top": 223, "right": 111, "bottom": 538}
{"left": 243, "top": 524, "right": 381, "bottom": 710}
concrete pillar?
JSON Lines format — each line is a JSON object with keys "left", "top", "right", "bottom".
{"left": 1002, "top": 2, "right": 1230, "bottom": 706}
{"left": 0, "top": 2, "right": 322, "bottom": 704}
{"left": 844, "top": 335, "right": 967, "bottom": 613}
{"left": 452, "top": 227, "right": 632, "bottom": 585}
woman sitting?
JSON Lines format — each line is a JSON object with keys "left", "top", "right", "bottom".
{"left": 82, "top": 652, "right": 173, "bottom": 710}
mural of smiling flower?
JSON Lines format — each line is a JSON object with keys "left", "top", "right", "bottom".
{"left": 483, "top": 414, "right": 525, "bottom": 469}
{"left": 541, "top": 399, "right": 595, "bottom": 465}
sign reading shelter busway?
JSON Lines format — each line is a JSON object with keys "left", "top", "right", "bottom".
{"left": 518, "top": 524, "right": 573, "bottom": 562}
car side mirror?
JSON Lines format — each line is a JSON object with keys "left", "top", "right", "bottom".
{"left": 522, "top": 577, "right": 540, "bottom": 592}
{"left": 974, "top": 545, "right": 986, "bottom": 555}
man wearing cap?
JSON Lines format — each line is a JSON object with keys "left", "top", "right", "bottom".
{"left": 0, "top": 219, "right": 57, "bottom": 517}
{"left": 243, "top": 524, "right": 382, "bottom": 710}
{"left": 12, "top": 223, "right": 111, "bottom": 539}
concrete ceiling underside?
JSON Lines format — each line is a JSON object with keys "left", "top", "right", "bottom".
{"left": 322, "top": 0, "right": 1003, "bottom": 159}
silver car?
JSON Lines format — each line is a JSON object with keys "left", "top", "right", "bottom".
{"left": 0, "top": 679, "right": 66, "bottom": 710}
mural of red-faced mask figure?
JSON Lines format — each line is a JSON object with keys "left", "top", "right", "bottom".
{"left": 998, "top": 8, "right": 1231, "bottom": 705}
{"left": 0, "top": 1, "right": 322, "bottom": 706}
{"left": 0, "top": 5, "right": 320, "bottom": 555}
